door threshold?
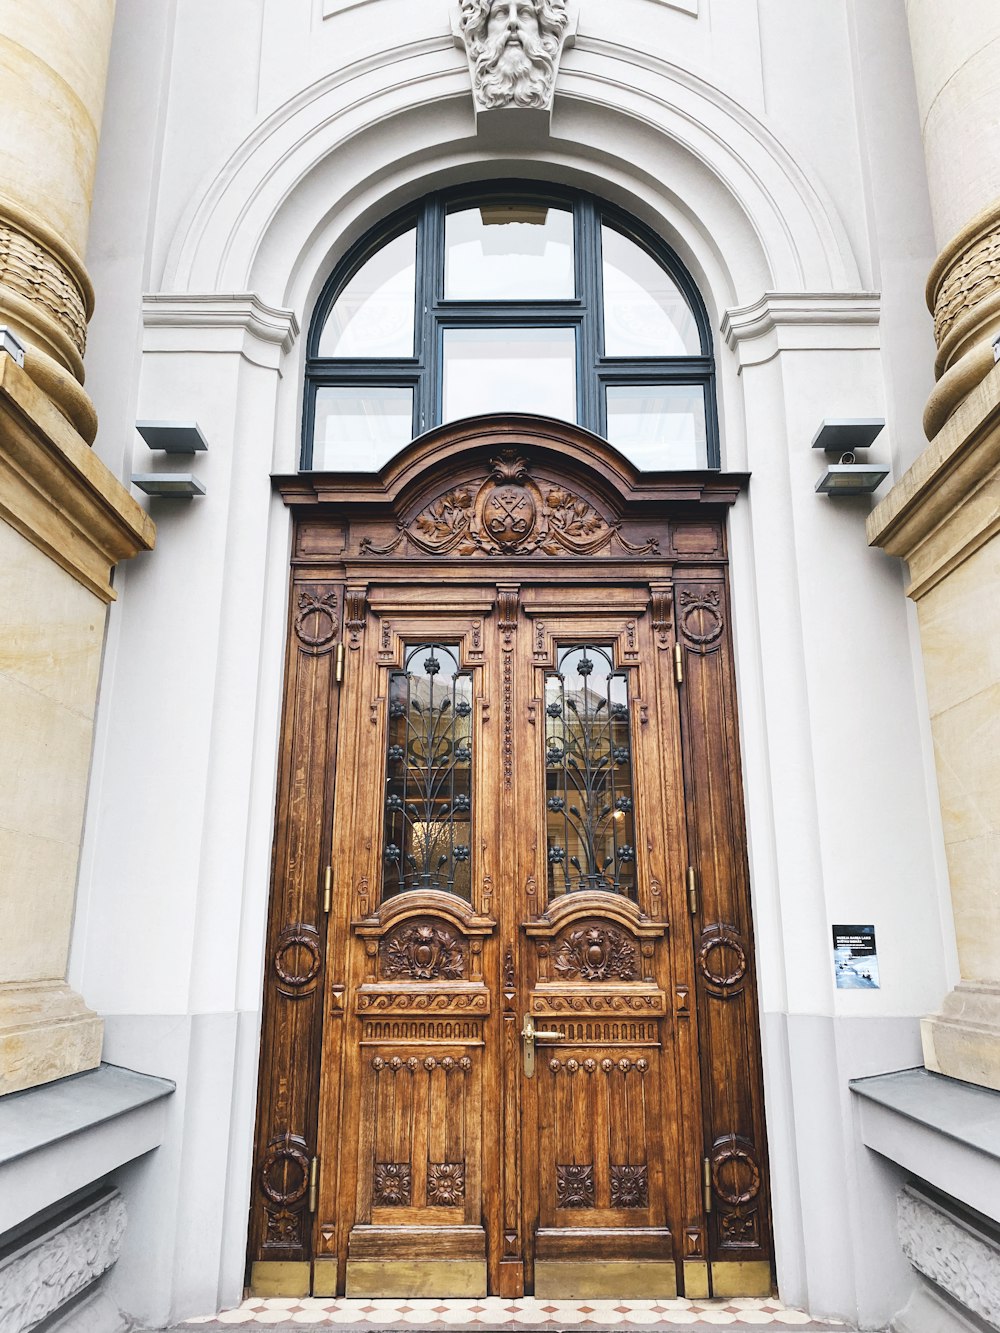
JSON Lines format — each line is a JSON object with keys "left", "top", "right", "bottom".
{"left": 172, "top": 1296, "right": 850, "bottom": 1330}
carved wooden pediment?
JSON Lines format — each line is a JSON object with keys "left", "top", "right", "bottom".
{"left": 360, "top": 452, "right": 659, "bottom": 559}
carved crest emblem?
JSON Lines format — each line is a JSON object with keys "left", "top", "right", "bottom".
{"left": 552, "top": 924, "right": 638, "bottom": 981}
{"left": 484, "top": 483, "right": 537, "bottom": 545}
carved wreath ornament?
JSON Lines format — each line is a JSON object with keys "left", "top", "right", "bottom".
{"left": 360, "top": 453, "right": 658, "bottom": 559}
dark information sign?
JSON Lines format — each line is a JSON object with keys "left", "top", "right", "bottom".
{"left": 832, "top": 923, "right": 880, "bottom": 989}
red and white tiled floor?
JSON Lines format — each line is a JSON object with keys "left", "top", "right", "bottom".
{"left": 181, "top": 1297, "right": 847, "bottom": 1329}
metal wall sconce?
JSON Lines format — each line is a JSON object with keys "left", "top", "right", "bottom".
{"left": 0, "top": 325, "right": 25, "bottom": 367}
{"left": 131, "top": 473, "right": 206, "bottom": 498}
{"left": 135, "top": 420, "right": 208, "bottom": 453}
{"left": 813, "top": 419, "right": 889, "bottom": 496}
{"left": 132, "top": 420, "right": 207, "bottom": 498}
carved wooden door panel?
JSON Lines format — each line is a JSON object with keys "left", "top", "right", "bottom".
{"left": 250, "top": 423, "right": 773, "bottom": 1302}
{"left": 315, "top": 594, "right": 502, "bottom": 1299}
{"left": 515, "top": 594, "right": 697, "bottom": 1298}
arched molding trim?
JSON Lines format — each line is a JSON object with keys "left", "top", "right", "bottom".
{"left": 160, "top": 36, "right": 860, "bottom": 304}
{"left": 274, "top": 411, "right": 748, "bottom": 521}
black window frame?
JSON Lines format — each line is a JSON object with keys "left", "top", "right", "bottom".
{"left": 303, "top": 182, "right": 718, "bottom": 469}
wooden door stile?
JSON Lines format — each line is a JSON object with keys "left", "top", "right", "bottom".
{"left": 674, "top": 570, "right": 773, "bottom": 1297}
{"left": 249, "top": 567, "right": 344, "bottom": 1297}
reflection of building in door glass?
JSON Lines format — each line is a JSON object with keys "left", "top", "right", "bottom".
{"left": 832, "top": 924, "right": 880, "bottom": 990}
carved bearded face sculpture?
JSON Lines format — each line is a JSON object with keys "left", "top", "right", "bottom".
{"left": 459, "top": 0, "right": 571, "bottom": 111}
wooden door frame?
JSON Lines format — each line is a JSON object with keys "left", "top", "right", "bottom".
{"left": 247, "top": 414, "right": 771, "bottom": 1299}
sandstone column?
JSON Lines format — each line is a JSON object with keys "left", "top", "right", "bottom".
{"left": 0, "top": 0, "right": 155, "bottom": 1094}
{"left": 868, "top": 3, "right": 1000, "bottom": 1091}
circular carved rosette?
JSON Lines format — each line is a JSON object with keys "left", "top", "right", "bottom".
{"left": 678, "top": 588, "right": 724, "bottom": 647}
{"left": 260, "top": 1132, "right": 310, "bottom": 1206}
{"left": 273, "top": 924, "right": 322, "bottom": 997}
{"left": 711, "top": 1135, "right": 762, "bottom": 1208}
{"left": 697, "top": 923, "right": 748, "bottom": 991}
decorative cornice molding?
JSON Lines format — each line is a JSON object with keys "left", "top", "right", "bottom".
{"left": 142, "top": 293, "right": 299, "bottom": 368}
{"left": 867, "top": 359, "right": 1000, "bottom": 599}
{"left": 721, "top": 291, "right": 881, "bottom": 363}
{"left": 723, "top": 291, "right": 881, "bottom": 337}
{"left": 0, "top": 354, "right": 154, "bottom": 602}
{"left": 0, "top": 1188, "right": 127, "bottom": 1333}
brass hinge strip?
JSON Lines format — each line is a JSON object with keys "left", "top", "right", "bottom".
{"left": 335, "top": 642, "right": 345, "bottom": 683}
{"left": 309, "top": 1156, "right": 319, "bottom": 1214}
{"left": 686, "top": 866, "right": 698, "bottom": 916}
{"left": 674, "top": 642, "right": 684, "bottom": 686}
{"left": 323, "top": 866, "right": 332, "bottom": 915}
{"left": 703, "top": 1156, "right": 713, "bottom": 1214}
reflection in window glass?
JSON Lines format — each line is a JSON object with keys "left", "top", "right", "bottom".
{"left": 602, "top": 225, "right": 700, "bottom": 357}
{"left": 545, "top": 645, "right": 637, "bottom": 901}
{"left": 606, "top": 385, "right": 707, "bottom": 469}
{"left": 312, "top": 385, "right": 413, "bottom": 470}
{"left": 383, "top": 643, "right": 473, "bottom": 901}
{"left": 442, "top": 327, "right": 577, "bottom": 423}
{"left": 445, "top": 204, "right": 575, "bottom": 301}
{"left": 318, "top": 229, "right": 416, "bottom": 358}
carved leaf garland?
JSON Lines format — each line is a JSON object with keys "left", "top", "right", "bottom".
{"left": 360, "top": 453, "right": 658, "bottom": 558}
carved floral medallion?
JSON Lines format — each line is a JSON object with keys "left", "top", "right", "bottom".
{"left": 610, "top": 1163, "right": 649, "bottom": 1209}
{"left": 427, "top": 1162, "right": 466, "bottom": 1206}
{"left": 556, "top": 1163, "right": 595, "bottom": 1209}
{"left": 373, "top": 1162, "right": 412, "bottom": 1207}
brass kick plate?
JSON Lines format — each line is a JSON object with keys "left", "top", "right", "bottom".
{"left": 534, "top": 1260, "right": 677, "bottom": 1299}
{"left": 710, "top": 1260, "right": 773, "bottom": 1297}
{"left": 345, "top": 1258, "right": 487, "bottom": 1297}
{"left": 312, "top": 1258, "right": 339, "bottom": 1298}
{"left": 682, "top": 1260, "right": 710, "bottom": 1299}
{"left": 249, "top": 1261, "right": 311, "bottom": 1298}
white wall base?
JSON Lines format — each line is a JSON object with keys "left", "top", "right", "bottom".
{"left": 892, "top": 1279, "right": 996, "bottom": 1333}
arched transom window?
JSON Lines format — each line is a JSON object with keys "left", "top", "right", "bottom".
{"left": 304, "top": 185, "right": 717, "bottom": 471}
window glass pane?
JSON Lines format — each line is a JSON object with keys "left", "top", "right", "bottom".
{"left": 445, "top": 204, "right": 575, "bottom": 301}
{"left": 605, "top": 385, "right": 707, "bottom": 469}
{"left": 545, "top": 644, "right": 637, "bottom": 902}
{"left": 317, "top": 229, "right": 416, "bottom": 358}
{"left": 442, "top": 327, "right": 577, "bottom": 423}
{"left": 312, "top": 385, "right": 413, "bottom": 470}
{"left": 384, "top": 643, "right": 473, "bottom": 901}
{"left": 602, "top": 225, "right": 700, "bottom": 357}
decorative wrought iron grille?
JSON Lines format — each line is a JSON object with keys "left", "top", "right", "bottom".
{"left": 544, "top": 644, "right": 637, "bottom": 900}
{"left": 383, "top": 643, "right": 473, "bottom": 899}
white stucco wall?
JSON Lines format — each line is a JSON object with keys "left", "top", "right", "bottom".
{"left": 75, "top": 1, "right": 948, "bottom": 1326}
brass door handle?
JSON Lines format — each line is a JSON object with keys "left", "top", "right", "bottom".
{"left": 521, "top": 1013, "right": 564, "bottom": 1078}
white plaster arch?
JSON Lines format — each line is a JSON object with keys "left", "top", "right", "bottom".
{"left": 161, "top": 35, "right": 862, "bottom": 309}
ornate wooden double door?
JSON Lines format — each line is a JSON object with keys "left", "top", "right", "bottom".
{"left": 251, "top": 420, "right": 771, "bottom": 1301}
